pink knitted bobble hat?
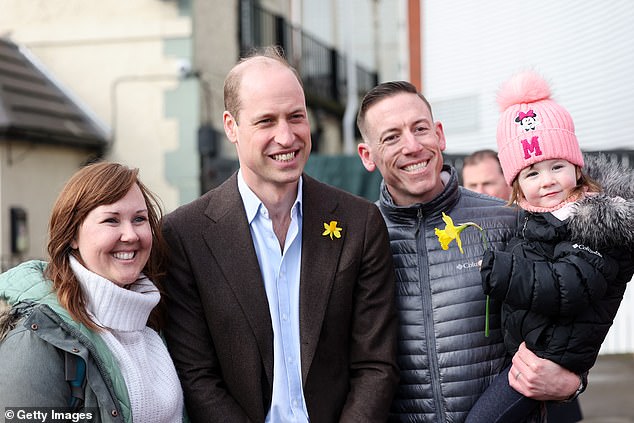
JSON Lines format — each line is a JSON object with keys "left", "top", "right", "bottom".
{"left": 495, "top": 71, "right": 583, "bottom": 185}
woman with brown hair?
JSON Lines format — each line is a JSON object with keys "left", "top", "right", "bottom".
{"left": 0, "top": 162, "right": 183, "bottom": 422}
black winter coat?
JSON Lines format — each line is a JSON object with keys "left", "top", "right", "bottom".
{"left": 481, "top": 154, "right": 634, "bottom": 374}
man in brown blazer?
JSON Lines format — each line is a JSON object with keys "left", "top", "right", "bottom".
{"left": 162, "top": 46, "right": 399, "bottom": 423}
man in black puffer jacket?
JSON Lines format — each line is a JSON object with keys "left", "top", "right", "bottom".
{"left": 356, "top": 81, "right": 584, "bottom": 423}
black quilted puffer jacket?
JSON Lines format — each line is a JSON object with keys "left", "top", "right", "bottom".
{"left": 379, "top": 165, "right": 517, "bottom": 423}
{"left": 481, "top": 154, "right": 634, "bottom": 374}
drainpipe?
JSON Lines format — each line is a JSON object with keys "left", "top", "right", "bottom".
{"left": 342, "top": 0, "right": 357, "bottom": 155}
{"left": 408, "top": 0, "right": 422, "bottom": 91}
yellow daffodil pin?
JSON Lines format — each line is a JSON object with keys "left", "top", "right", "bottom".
{"left": 435, "top": 211, "right": 491, "bottom": 336}
{"left": 434, "top": 212, "right": 484, "bottom": 254}
{"left": 322, "top": 220, "right": 342, "bottom": 240}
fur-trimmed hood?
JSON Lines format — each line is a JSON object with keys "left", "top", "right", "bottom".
{"left": 0, "top": 260, "right": 60, "bottom": 341}
{"left": 568, "top": 153, "right": 634, "bottom": 250}
{"left": 0, "top": 298, "right": 14, "bottom": 341}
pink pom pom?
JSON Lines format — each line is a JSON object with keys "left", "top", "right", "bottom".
{"left": 496, "top": 71, "right": 552, "bottom": 112}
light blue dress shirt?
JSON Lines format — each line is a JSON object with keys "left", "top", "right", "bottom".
{"left": 237, "top": 171, "right": 309, "bottom": 422}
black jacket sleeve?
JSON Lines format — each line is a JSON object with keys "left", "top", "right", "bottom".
{"left": 482, "top": 241, "right": 618, "bottom": 317}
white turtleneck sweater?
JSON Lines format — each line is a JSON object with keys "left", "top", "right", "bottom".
{"left": 69, "top": 256, "right": 183, "bottom": 423}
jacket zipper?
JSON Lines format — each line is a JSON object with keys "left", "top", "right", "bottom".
{"left": 416, "top": 207, "right": 446, "bottom": 422}
{"left": 522, "top": 215, "right": 529, "bottom": 238}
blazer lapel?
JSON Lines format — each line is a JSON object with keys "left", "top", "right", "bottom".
{"left": 299, "top": 176, "right": 345, "bottom": 382}
{"left": 202, "top": 174, "right": 274, "bottom": 385}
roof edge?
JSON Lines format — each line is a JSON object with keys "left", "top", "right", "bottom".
{"left": 17, "top": 42, "right": 112, "bottom": 141}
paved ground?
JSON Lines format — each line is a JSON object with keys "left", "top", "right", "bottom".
{"left": 578, "top": 354, "right": 634, "bottom": 422}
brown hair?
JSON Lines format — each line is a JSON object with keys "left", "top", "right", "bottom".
{"left": 356, "top": 80, "right": 433, "bottom": 140}
{"left": 508, "top": 165, "right": 602, "bottom": 206}
{"left": 223, "top": 45, "right": 303, "bottom": 124}
{"left": 46, "top": 161, "right": 167, "bottom": 331}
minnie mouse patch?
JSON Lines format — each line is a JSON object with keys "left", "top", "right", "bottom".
{"left": 515, "top": 110, "right": 540, "bottom": 132}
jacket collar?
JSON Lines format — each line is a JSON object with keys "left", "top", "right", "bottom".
{"left": 523, "top": 154, "right": 634, "bottom": 250}
{"left": 201, "top": 173, "right": 275, "bottom": 384}
{"left": 378, "top": 165, "right": 461, "bottom": 224}
{"left": 297, "top": 174, "right": 345, "bottom": 382}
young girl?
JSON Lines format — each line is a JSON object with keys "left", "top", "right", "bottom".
{"left": 466, "top": 71, "right": 634, "bottom": 423}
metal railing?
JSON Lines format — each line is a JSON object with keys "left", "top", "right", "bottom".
{"left": 239, "top": 1, "right": 378, "bottom": 115}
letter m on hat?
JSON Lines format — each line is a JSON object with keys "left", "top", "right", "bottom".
{"left": 521, "top": 136, "right": 542, "bottom": 159}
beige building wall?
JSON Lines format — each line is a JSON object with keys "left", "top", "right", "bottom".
{"left": 0, "top": 142, "right": 95, "bottom": 267}
{"left": 192, "top": 0, "right": 238, "bottom": 159}
{"left": 0, "top": 0, "right": 192, "bottom": 212}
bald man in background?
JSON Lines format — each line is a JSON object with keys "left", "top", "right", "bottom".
{"left": 461, "top": 149, "right": 512, "bottom": 200}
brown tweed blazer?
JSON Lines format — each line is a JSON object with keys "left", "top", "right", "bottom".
{"left": 162, "top": 173, "right": 398, "bottom": 423}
